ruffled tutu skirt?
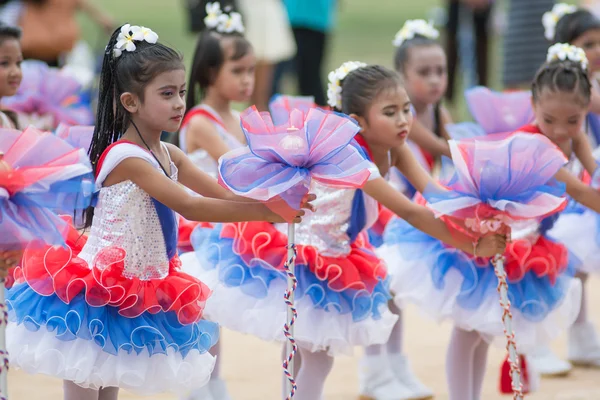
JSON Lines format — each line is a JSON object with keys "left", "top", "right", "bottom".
{"left": 7, "top": 226, "right": 219, "bottom": 395}
{"left": 549, "top": 207, "right": 600, "bottom": 274}
{"left": 378, "top": 217, "right": 582, "bottom": 352}
{"left": 181, "top": 222, "right": 397, "bottom": 355}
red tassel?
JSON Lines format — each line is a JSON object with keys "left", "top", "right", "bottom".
{"left": 499, "top": 354, "right": 531, "bottom": 395}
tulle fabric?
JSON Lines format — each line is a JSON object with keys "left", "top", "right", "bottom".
{"left": 178, "top": 216, "right": 213, "bottom": 254}
{"left": 55, "top": 124, "right": 94, "bottom": 152}
{"left": 268, "top": 94, "right": 318, "bottom": 125}
{"left": 12, "top": 222, "right": 213, "bottom": 326}
{"left": 7, "top": 323, "right": 216, "bottom": 395}
{"left": 379, "top": 217, "right": 581, "bottom": 350}
{"left": 2, "top": 61, "right": 93, "bottom": 130}
{"left": 180, "top": 252, "right": 397, "bottom": 355}
{"left": 424, "top": 132, "right": 567, "bottom": 228}
{"left": 190, "top": 222, "right": 390, "bottom": 321}
{"left": 465, "top": 87, "right": 534, "bottom": 135}
{"left": 218, "top": 106, "right": 372, "bottom": 221}
{"left": 0, "top": 127, "right": 93, "bottom": 249}
{"left": 549, "top": 210, "right": 600, "bottom": 274}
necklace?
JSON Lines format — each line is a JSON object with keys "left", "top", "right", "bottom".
{"left": 131, "top": 120, "right": 172, "bottom": 179}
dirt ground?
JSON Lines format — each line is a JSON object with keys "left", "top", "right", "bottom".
{"left": 7, "top": 276, "right": 600, "bottom": 400}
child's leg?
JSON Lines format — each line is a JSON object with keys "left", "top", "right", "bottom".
{"left": 63, "top": 381, "right": 99, "bottom": 400}
{"left": 98, "top": 387, "right": 120, "bottom": 400}
{"left": 210, "top": 337, "right": 223, "bottom": 379}
{"left": 281, "top": 343, "right": 302, "bottom": 399}
{"left": 294, "top": 348, "right": 334, "bottom": 400}
{"left": 471, "top": 337, "right": 490, "bottom": 400}
{"left": 575, "top": 272, "right": 589, "bottom": 325}
{"left": 385, "top": 301, "right": 403, "bottom": 354}
{"left": 446, "top": 326, "right": 484, "bottom": 400}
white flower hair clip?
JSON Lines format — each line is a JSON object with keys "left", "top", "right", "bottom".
{"left": 327, "top": 61, "right": 367, "bottom": 109}
{"left": 113, "top": 24, "right": 158, "bottom": 58}
{"left": 542, "top": 3, "right": 577, "bottom": 41}
{"left": 204, "top": 2, "right": 245, "bottom": 34}
{"left": 547, "top": 43, "right": 589, "bottom": 71}
{"left": 393, "top": 19, "right": 439, "bottom": 48}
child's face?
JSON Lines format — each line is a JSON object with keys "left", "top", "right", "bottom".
{"left": 533, "top": 89, "right": 588, "bottom": 144}
{"left": 136, "top": 68, "right": 187, "bottom": 133}
{"left": 0, "top": 38, "right": 22, "bottom": 98}
{"left": 213, "top": 38, "right": 256, "bottom": 103}
{"left": 401, "top": 44, "right": 447, "bottom": 107}
{"left": 572, "top": 28, "right": 600, "bottom": 73}
{"left": 361, "top": 84, "right": 413, "bottom": 149}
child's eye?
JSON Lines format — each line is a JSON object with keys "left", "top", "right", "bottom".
{"left": 544, "top": 119, "right": 552, "bottom": 124}
{"left": 384, "top": 111, "right": 395, "bottom": 117}
{"left": 162, "top": 91, "right": 174, "bottom": 97}
{"left": 179, "top": 90, "right": 187, "bottom": 97}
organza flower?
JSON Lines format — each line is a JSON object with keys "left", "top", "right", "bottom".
{"left": 218, "top": 106, "right": 373, "bottom": 221}
{"left": 393, "top": 19, "right": 439, "bottom": 47}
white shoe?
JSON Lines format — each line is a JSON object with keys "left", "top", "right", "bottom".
{"left": 358, "top": 354, "right": 426, "bottom": 400}
{"left": 568, "top": 322, "right": 600, "bottom": 368}
{"left": 209, "top": 378, "right": 233, "bottom": 400}
{"left": 527, "top": 345, "right": 572, "bottom": 377}
{"left": 389, "top": 354, "right": 434, "bottom": 400}
{"left": 181, "top": 384, "right": 215, "bottom": 400}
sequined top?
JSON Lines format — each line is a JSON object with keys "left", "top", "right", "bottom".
{"left": 78, "top": 143, "right": 177, "bottom": 280}
{"left": 179, "top": 104, "right": 244, "bottom": 179}
{"left": 283, "top": 164, "right": 380, "bottom": 257}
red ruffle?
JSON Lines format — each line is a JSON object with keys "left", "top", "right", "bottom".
{"left": 178, "top": 216, "right": 213, "bottom": 252}
{"left": 220, "top": 221, "right": 387, "bottom": 293}
{"left": 13, "top": 223, "right": 212, "bottom": 325}
{"left": 504, "top": 235, "right": 568, "bottom": 285}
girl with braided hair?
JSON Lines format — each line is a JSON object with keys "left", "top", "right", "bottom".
{"left": 5, "top": 23, "right": 312, "bottom": 400}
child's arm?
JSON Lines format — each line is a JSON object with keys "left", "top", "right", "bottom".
{"left": 184, "top": 116, "right": 236, "bottom": 162}
{"left": 0, "top": 250, "right": 21, "bottom": 278}
{"left": 363, "top": 178, "right": 506, "bottom": 257}
{"left": 391, "top": 143, "right": 445, "bottom": 194}
{"left": 589, "top": 82, "right": 600, "bottom": 115}
{"left": 409, "top": 119, "right": 451, "bottom": 158}
{"left": 555, "top": 167, "right": 600, "bottom": 213}
{"left": 438, "top": 106, "right": 453, "bottom": 141}
{"left": 77, "top": 0, "right": 115, "bottom": 34}
{"left": 573, "top": 131, "right": 598, "bottom": 176}
{"left": 106, "top": 157, "right": 303, "bottom": 223}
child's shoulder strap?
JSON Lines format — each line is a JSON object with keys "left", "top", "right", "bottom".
{"left": 181, "top": 104, "right": 226, "bottom": 131}
{"left": 95, "top": 141, "right": 158, "bottom": 188}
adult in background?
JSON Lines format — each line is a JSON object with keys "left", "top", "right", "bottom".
{"left": 283, "top": 0, "right": 338, "bottom": 106}
{"left": 445, "top": 0, "right": 493, "bottom": 102}
{"left": 0, "top": 0, "right": 114, "bottom": 67}
{"left": 503, "top": 0, "right": 555, "bottom": 89}
{"left": 237, "top": 0, "right": 295, "bottom": 111}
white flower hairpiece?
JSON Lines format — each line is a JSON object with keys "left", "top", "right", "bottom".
{"left": 113, "top": 24, "right": 158, "bottom": 58}
{"left": 393, "top": 19, "right": 439, "bottom": 48}
{"left": 327, "top": 61, "right": 367, "bottom": 109}
{"left": 204, "top": 2, "right": 245, "bottom": 34}
{"left": 547, "top": 43, "right": 589, "bottom": 71}
{"left": 542, "top": 3, "right": 577, "bottom": 41}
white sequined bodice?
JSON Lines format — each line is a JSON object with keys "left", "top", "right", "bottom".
{"left": 78, "top": 143, "right": 178, "bottom": 280}
{"left": 292, "top": 182, "right": 357, "bottom": 257}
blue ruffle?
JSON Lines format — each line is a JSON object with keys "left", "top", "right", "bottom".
{"left": 384, "top": 218, "right": 576, "bottom": 322}
{"left": 7, "top": 283, "right": 219, "bottom": 358}
{"left": 193, "top": 224, "right": 390, "bottom": 322}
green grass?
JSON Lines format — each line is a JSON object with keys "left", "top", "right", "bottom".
{"left": 80, "top": 0, "right": 501, "bottom": 119}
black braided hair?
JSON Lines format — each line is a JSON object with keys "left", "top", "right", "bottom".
{"left": 532, "top": 58, "right": 592, "bottom": 107}
{"left": 554, "top": 9, "right": 600, "bottom": 44}
{"left": 340, "top": 65, "right": 404, "bottom": 117}
{"left": 82, "top": 25, "right": 184, "bottom": 229}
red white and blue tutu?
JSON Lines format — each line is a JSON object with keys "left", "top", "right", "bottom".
{"left": 378, "top": 130, "right": 581, "bottom": 351}
{"left": 181, "top": 162, "right": 397, "bottom": 355}
{"left": 7, "top": 142, "right": 218, "bottom": 395}
{"left": 2, "top": 61, "right": 93, "bottom": 130}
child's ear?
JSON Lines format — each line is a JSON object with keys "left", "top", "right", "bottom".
{"left": 349, "top": 113, "right": 366, "bottom": 131}
{"left": 120, "top": 92, "right": 139, "bottom": 113}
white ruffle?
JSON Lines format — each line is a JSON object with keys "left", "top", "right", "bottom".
{"left": 377, "top": 244, "right": 581, "bottom": 352}
{"left": 549, "top": 210, "right": 600, "bottom": 274}
{"left": 180, "top": 252, "right": 398, "bottom": 355}
{"left": 8, "top": 323, "right": 215, "bottom": 395}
